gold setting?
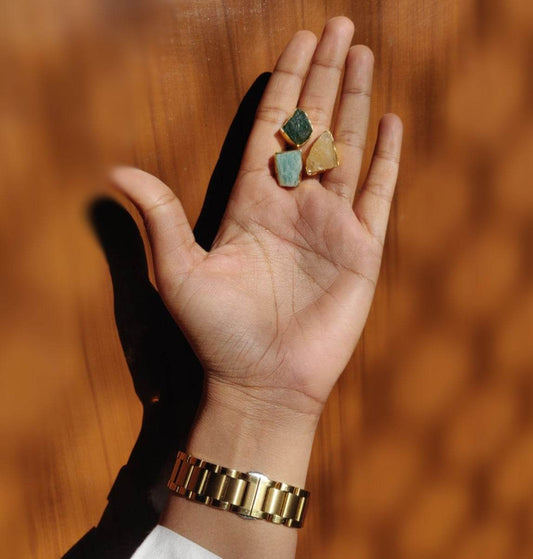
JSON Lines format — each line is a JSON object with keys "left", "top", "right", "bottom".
{"left": 279, "top": 108, "right": 313, "bottom": 148}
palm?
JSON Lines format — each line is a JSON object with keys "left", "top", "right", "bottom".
{"left": 113, "top": 18, "right": 402, "bottom": 416}
{"left": 171, "top": 174, "right": 378, "bottom": 403}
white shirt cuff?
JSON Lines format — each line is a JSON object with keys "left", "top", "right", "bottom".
{"left": 131, "top": 525, "right": 222, "bottom": 559}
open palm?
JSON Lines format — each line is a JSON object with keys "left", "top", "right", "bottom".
{"left": 113, "top": 17, "right": 402, "bottom": 420}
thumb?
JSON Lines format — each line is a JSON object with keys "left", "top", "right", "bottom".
{"left": 110, "top": 167, "right": 206, "bottom": 292}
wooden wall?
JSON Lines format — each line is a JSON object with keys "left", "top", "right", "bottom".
{"left": 1, "top": 0, "right": 531, "bottom": 557}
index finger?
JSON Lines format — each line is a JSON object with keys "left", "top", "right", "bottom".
{"left": 239, "top": 30, "right": 317, "bottom": 175}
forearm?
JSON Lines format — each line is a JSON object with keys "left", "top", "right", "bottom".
{"left": 160, "top": 381, "right": 319, "bottom": 559}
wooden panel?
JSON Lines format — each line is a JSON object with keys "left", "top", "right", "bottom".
{"left": 1, "top": 0, "right": 531, "bottom": 558}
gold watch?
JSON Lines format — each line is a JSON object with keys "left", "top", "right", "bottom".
{"left": 167, "top": 451, "right": 310, "bottom": 528}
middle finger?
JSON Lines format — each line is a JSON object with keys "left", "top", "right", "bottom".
{"left": 298, "top": 17, "right": 354, "bottom": 147}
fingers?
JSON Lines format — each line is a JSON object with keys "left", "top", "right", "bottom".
{"left": 321, "top": 45, "right": 374, "bottom": 202}
{"left": 241, "top": 30, "right": 317, "bottom": 172}
{"left": 298, "top": 17, "right": 354, "bottom": 137}
{"left": 355, "top": 114, "right": 403, "bottom": 245}
{"left": 241, "top": 16, "right": 355, "bottom": 174}
{"left": 110, "top": 167, "right": 206, "bottom": 288}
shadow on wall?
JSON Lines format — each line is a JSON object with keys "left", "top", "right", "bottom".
{"left": 62, "top": 72, "right": 270, "bottom": 559}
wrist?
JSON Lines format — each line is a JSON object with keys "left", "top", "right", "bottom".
{"left": 184, "top": 378, "right": 319, "bottom": 488}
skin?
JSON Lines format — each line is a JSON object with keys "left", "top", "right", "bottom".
{"left": 113, "top": 16, "right": 402, "bottom": 559}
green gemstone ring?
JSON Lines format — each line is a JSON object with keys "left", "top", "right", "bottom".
{"left": 280, "top": 108, "right": 313, "bottom": 148}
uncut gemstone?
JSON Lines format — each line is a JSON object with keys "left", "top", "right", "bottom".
{"left": 274, "top": 150, "right": 302, "bottom": 187}
{"left": 305, "top": 130, "right": 339, "bottom": 176}
{"left": 280, "top": 109, "right": 313, "bottom": 147}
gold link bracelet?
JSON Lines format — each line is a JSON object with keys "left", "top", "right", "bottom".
{"left": 167, "top": 451, "right": 310, "bottom": 528}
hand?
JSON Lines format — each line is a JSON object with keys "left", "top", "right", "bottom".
{"left": 113, "top": 17, "right": 402, "bottom": 558}
{"left": 112, "top": 17, "right": 402, "bottom": 430}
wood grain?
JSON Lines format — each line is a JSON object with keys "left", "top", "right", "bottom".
{"left": 1, "top": 1, "right": 531, "bottom": 558}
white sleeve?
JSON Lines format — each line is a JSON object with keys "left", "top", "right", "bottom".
{"left": 131, "top": 525, "right": 222, "bottom": 559}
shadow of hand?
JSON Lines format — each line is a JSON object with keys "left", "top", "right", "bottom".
{"left": 63, "top": 73, "right": 270, "bottom": 559}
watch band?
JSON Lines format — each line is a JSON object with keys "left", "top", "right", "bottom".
{"left": 167, "top": 451, "right": 310, "bottom": 528}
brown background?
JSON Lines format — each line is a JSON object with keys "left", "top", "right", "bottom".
{"left": 1, "top": 0, "right": 532, "bottom": 558}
